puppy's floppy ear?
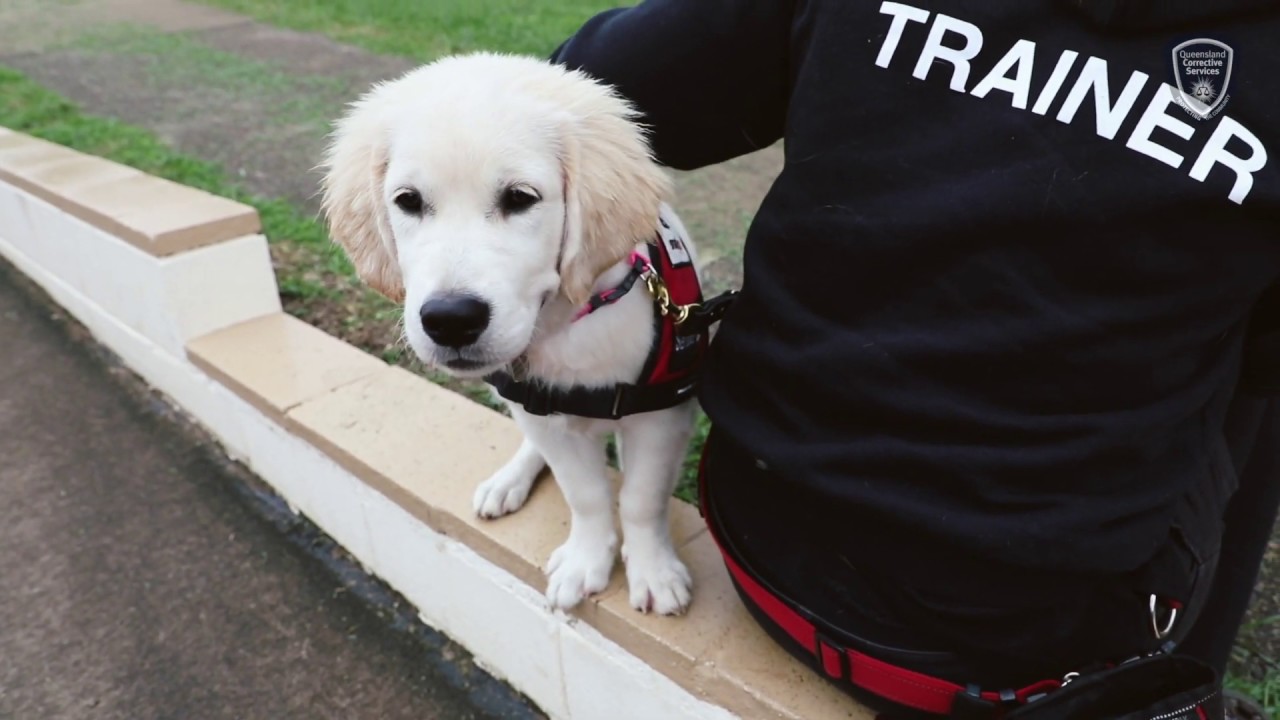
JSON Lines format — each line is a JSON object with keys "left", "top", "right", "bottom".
{"left": 320, "top": 88, "right": 404, "bottom": 302}
{"left": 557, "top": 85, "right": 672, "bottom": 306}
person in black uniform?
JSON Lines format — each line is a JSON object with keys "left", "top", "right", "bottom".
{"left": 551, "top": 1, "right": 1278, "bottom": 717}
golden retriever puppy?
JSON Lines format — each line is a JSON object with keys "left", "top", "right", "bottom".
{"left": 320, "top": 53, "right": 704, "bottom": 615}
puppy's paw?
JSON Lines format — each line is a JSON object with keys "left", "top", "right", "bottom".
{"left": 473, "top": 468, "right": 535, "bottom": 519}
{"left": 545, "top": 536, "right": 616, "bottom": 610}
{"left": 623, "top": 543, "right": 692, "bottom": 616}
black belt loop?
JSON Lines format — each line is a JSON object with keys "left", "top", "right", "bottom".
{"left": 814, "top": 631, "right": 849, "bottom": 681}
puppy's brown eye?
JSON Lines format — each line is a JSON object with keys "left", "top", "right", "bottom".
{"left": 500, "top": 186, "right": 540, "bottom": 216}
{"left": 394, "top": 189, "right": 424, "bottom": 215}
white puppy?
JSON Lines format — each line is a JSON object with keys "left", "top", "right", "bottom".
{"left": 320, "top": 53, "right": 703, "bottom": 615}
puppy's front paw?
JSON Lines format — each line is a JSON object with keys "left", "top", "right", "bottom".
{"left": 473, "top": 468, "right": 535, "bottom": 519}
{"left": 545, "top": 536, "right": 616, "bottom": 610}
{"left": 623, "top": 543, "right": 692, "bottom": 616}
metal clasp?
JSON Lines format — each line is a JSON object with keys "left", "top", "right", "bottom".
{"left": 641, "top": 266, "right": 699, "bottom": 326}
{"left": 1149, "top": 595, "right": 1179, "bottom": 640}
{"left": 610, "top": 385, "right": 627, "bottom": 419}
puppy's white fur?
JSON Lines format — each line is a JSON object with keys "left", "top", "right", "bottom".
{"left": 321, "top": 53, "right": 699, "bottom": 615}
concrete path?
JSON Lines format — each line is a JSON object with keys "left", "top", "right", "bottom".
{"left": 0, "top": 265, "right": 543, "bottom": 720}
{"left": 0, "top": 0, "right": 417, "bottom": 220}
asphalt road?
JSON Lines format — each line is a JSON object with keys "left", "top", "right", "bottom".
{"left": 0, "top": 262, "right": 544, "bottom": 720}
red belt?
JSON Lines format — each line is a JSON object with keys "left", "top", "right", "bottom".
{"left": 697, "top": 460, "right": 1062, "bottom": 717}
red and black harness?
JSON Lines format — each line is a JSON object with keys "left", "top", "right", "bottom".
{"left": 485, "top": 224, "right": 735, "bottom": 419}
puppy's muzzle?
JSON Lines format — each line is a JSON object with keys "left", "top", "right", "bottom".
{"left": 419, "top": 294, "right": 491, "bottom": 348}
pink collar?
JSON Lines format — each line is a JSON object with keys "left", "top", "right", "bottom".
{"left": 572, "top": 250, "right": 653, "bottom": 322}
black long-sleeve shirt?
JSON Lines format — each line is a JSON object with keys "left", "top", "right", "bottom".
{"left": 552, "top": 1, "right": 1280, "bottom": 585}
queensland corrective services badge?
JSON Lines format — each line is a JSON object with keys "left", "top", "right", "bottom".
{"left": 1170, "top": 38, "right": 1233, "bottom": 120}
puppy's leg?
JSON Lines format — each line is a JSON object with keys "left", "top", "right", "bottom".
{"left": 474, "top": 438, "right": 545, "bottom": 519}
{"left": 521, "top": 419, "right": 617, "bottom": 611}
{"left": 617, "top": 405, "right": 696, "bottom": 615}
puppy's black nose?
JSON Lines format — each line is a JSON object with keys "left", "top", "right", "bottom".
{"left": 420, "top": 294, "right": 491, "bottom": 348}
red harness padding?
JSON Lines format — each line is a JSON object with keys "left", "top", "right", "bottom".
{"left": 696, "top": 454, "right": 1064, "bottom": 717}
{"left": 636, "top": 228, "right": 708, "bottom": 388}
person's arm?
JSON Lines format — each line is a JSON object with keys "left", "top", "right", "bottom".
{"left": 551, "top": 0, "right": 795, "bottom": 171}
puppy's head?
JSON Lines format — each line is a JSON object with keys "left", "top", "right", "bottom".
{"left": 320, "top": 53, "right": 670, "bottom": 377}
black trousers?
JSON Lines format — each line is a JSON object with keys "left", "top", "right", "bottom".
{"left": 701, "top": 393, "right": 1279, "bottom": 715}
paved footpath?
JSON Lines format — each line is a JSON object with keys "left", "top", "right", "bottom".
{"left": 0, "top": 265, "right": 543, "bottom": 719}
{"left": 0, "top": 0, "right": 418, "bottom": 218}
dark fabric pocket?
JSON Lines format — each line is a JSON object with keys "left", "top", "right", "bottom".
{"left": 1150, "top": 425, "right": 1232, "bottom": 645}
{"left": 891, "top": 500, "right": 1221, "bottom": 686}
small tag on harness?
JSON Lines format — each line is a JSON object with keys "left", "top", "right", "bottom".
{"left": 666, "top": 333, "right": 702, "bottom": 375}
{"left": 658, "top": 216, "right": 693, "bottom": 267}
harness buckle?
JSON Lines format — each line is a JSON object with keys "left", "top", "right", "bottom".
{"left": 672, "top": 302, "right": 698, "bottom": 325}
{"left": 642, "top": 269, "right": 671, "bottom": 312}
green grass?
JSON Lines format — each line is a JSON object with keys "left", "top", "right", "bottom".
{"left": 0, "top": 65, "right": 348, "bottom": 288}
{"left": 1227, "top": 615, "right": 1280, "bottom": 716}
{"left": 197, "top": 0, "right": 615, "bottom": 61}
{"left": 1228, "top": 674, "right": 1280, "bottom": 717}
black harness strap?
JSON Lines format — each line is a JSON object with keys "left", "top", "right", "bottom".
{"left": 675, "top": 289, "right": 739, "bottom": 337}
{"left": 574, "top": 254, "right": 650, "bottom": 321}
{"left": 485, "top": 371, "right": 699, "bottom": 420}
